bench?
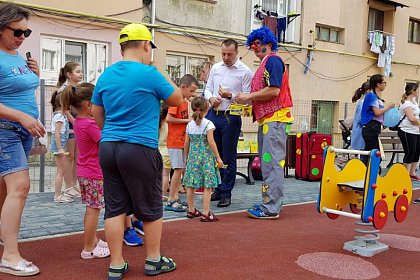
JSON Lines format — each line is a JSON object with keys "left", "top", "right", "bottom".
{"left": 379, "top": 131, "right": 404, "bottom": 168}
{"left": 235, "top": 135, "right": 296, "bottom": 184}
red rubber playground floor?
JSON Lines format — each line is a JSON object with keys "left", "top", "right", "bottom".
{"left": 2, "top": 191, "right": 420, "bottom": 280}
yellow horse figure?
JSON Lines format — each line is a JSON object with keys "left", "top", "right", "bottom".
{"left": 317, "top": 146, "right": 412, "bottom": 229}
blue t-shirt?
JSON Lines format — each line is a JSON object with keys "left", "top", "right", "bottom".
{"left": 92, "top": 61, "right": 174, "bottom": 148}
{"left": 264, "top": 56, "right": 284, "bottom": 88}
{"left": 0, "top": 50, "right": 39, "bottom": 118}
{"left": 361, "top": 92, "right": 384, "bottom": 126}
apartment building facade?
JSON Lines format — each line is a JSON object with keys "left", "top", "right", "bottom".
{"left": 4, "top": 0, "right": 420, "bottom": 138}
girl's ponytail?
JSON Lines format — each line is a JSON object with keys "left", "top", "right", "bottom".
{"left": 60, "top": 85, "right": 74, "bottom": 112}
{"left": 401, "top": 83, "right": 419, "bottom": 104}
{"left": 192, "top": 110, "right": 205, "bottom": 126}
{"left": 57, "top": 67, "right": 67, "bottom": 88}
{"left": 191, "top": 96, "right": 209, "bottom": 126}
{"left": 352, "top": 82, "right": 370, "bottom": 103}
{"left": 50, "top": 90, "right": 60, "bottom": 112}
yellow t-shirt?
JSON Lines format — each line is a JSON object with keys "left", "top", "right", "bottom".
{"left": 257, "top": 108, "right": 294, "bottom": 126}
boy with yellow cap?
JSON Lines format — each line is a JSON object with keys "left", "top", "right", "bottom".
{"left": 92, "top": 23, "right": 189, "bottom": 279}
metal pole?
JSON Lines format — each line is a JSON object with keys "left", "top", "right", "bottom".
{"left": 322, "top": 207, "right": 361, "bottom": 219}
{"left": 344, "top": 102, "right": 348, "bottom": 119}
{"left": 39, "top": 79, "right": 45, "bottom": 192}
{"left": 151, "top": 0, "right": 156, "bottom": 61}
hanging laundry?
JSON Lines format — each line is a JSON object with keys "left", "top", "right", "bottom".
{"left": 378, "top": 53, "right": 386, "bottom": 68}
{"left": 263, "top": 15, "right": 278, "bottom": 38}
{"left": 255, "top": 9, "right": 264, "bottom": 20}
{"left": 277, "top": 17, "right": 287, "bottom": 43}
{"left": 384, "top": 53, "right": 392, "bottom": 77}
{"left": 304, "top": 50, "right": 314, "bottom": 74}
{"left": 371, "top": 32, "right": 396, "bottom": 77}
{"left": 369, "top": 31, "right": 383, "bottom": 54}
{"left": 387, "top": 35, "right": 395, "bottom": 55}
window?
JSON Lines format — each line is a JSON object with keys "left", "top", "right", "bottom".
{"left": 251, "top": 0, "right": 300, "bottom": 43}
{"left": 315, "top": 25, "right": 342, "bottom": 43}
{"left": 166, "top": 54, "right": 209, "bottom": 90}
{"left": 310, "top": 101, "right": 336, "bottom": 134}
{"left": 409, "top": 18, "right": 420, "bottom": 44}
{"left": 368, "top": 8, "right": 384, "bottom": 31}
{"left": 261, "top": 0, "right": 287, "bottom": 16}
{"left": 40, "top": 37, "right": 108, "bottom": 85}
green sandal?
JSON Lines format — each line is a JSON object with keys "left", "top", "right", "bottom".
{"left": 145, "top": 256, "right": 176, "bottom": 276}
{"left": 108, "top": 261, "right": 129, "bottom": 280}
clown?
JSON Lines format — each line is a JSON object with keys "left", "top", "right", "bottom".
{"left": 237, "top": 26, "right": 294, "bottom": 219}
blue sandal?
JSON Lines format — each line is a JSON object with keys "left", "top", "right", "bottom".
{"left": 164, "top": 200, "right": 188, "bottom": 212}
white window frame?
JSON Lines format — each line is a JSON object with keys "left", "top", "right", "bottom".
{"left": 40, "top": 36, "right": 108, "bottom": 86}
{"left": 250, "top": 0, "right": 299, "bottom": 44}
{"left": 409, "top": 17, "right": 420, "bottom": 44}
{"left": 315, "top": 24, "right": 343, "bottom": 44}
{"left": 166, "top": 53, "right": 210, "bottom": 91}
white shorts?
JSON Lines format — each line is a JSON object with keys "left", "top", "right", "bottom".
{"left": 168, "top": 148, "right": 185, "bottom": 169}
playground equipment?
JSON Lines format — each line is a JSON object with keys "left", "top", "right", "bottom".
{"left": 317, "top": 146, "right": 412, "bottom": 257}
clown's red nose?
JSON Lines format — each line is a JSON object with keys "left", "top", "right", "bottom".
{"left": 251, "top": 44, "right": 258, "bottom": 51}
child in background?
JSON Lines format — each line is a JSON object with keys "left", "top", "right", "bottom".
{"left": 61, "top": 83, "right": 110, "bottom": 259}
{"left": 165, "top": 74, "right": 198, "bottom": 212}
{"left": 183, "top": 96, "right": 224, "bottom": 222}
{"left": 159, "top": 103, "right": 171, "bottom": 201}
{"left": 57, "top": 62, "right": 84, "bottom": 198}
{"left": 351, "top": 82, "right": 370, "bottom": 150}
{"left": 50, "top": 91, "right": 72, "bottom": 203}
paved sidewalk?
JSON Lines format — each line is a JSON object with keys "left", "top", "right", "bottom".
{"left": 20, "top": 174, "right": 420, "bottom": 240}
{"left": 20, "top": 176, "right": 319, "bottom": 240}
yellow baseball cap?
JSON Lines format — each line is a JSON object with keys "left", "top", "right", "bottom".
{"left": 118, "top": 23, "right": 157, "bottom": 49}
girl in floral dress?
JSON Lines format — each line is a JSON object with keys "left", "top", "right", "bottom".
{"left": 183, "top": 97, "right": 224, "bottom": 222}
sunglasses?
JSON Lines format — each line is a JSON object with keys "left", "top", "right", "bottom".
{"left": 6, "top": 26, "right": 32, "bottom": 38}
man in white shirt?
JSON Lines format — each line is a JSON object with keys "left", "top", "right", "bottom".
{"left": 204, "top": 39, "right": 253, "bottom": 207}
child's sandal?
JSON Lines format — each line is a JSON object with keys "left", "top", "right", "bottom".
{"left": 200, "top": 212, "right": 218, "bottom": 222}
{"left": 64, "top": 186, "right": 81, "bottom": 197}
{"left": 164, "top": 200, "right": 188, "bottom": 212}
{"left": 54, "top": 194, "right": 73, "bottom": 203}
{"left": 80, "top": 242, "right": 110, "bottom": 259}
{"left": 187, "top": 208, "right": 202, "bottom": 219}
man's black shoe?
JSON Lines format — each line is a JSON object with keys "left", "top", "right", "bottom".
{"left": 217, "top": 197, "right": 231, "bottom": 207}
{"left": 211, "top": 192, "right": 221, "bottom": 201}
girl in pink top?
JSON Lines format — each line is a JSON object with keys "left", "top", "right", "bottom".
{"left": 61, "top": 83, "right": 110, "bottom": 259}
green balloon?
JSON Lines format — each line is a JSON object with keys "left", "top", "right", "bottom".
{"left": 263, "top": 152, "right": 272, "bottom": 163}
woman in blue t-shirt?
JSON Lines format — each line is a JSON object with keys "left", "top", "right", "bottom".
{"left": 0, "top": 3, "right": 45, "bottom": 276}
{"left": 360, "top": 74, "right": 395, "bottom": 165}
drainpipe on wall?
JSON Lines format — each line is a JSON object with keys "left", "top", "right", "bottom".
{"left": 151, "top": 0, "right": 156, "bottom": 61}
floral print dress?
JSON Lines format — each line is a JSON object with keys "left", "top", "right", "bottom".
{"left": 183, "top": 118, "right": 221, "bottom": 189}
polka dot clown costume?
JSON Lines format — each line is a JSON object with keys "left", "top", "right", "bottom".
{"left": 246, "top": 26, "right": 294, "bottom": 219}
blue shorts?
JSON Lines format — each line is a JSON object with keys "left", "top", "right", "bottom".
{"left": 0, "top": 119, "right": 32, "bottom": 177}
{"left": 50, "top": 133, "right": 68, "bottom": 154}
